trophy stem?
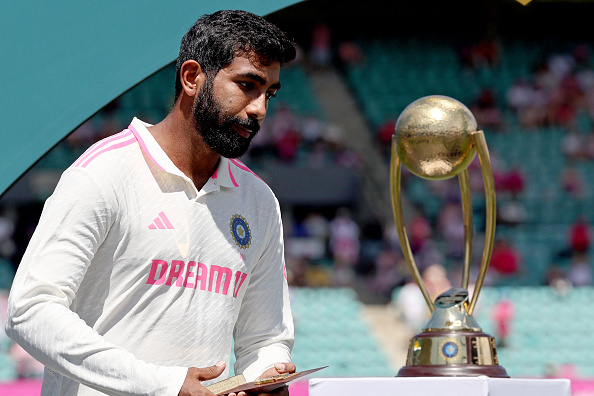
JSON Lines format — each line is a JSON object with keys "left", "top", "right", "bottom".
{"left": 467, "top": 131, "right": 496, "bottom": 316}
{"left": 390, "top": 136, "right": 434, "bottom": 311}
{"left": 459, "top": 169, "right": 473, "bottom": 291}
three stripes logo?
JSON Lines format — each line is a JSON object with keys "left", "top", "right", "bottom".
{"left": 148, "top": 211, "right": 174, "bottom": 230}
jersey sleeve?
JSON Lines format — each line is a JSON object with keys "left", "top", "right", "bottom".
{"left": 5, "top": 168, "right": 188, "bottom": 396}
{"left": 232, "top": 193, "right": 294, "bottom": 381}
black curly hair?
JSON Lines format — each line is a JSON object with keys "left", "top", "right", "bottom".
{"left": 174, "top": 10, "right": 296, "bottom": 101}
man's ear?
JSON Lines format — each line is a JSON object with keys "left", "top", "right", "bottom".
{"left": 179, "top": 60, "right": 206, "bottom": 97}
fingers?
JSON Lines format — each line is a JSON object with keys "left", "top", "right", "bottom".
{"left": 193, "top": 361, "right": 226, "bottom": 381}
{"left": 273, "top": 362, "right": 296, "bottom": 374}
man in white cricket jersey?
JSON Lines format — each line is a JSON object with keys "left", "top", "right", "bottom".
{"left": 6, "top": 10, "right": 297, "bottom": 396}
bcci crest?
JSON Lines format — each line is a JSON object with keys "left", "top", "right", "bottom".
{"left": 230, "top": 214, "right": 251, "bottom": 249}
{"left": 440, "top": 340, "right": 460, "bottom": 360}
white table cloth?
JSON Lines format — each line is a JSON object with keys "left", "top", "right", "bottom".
{"left": 309, "top": 376, "right": 570, "bottom": 396}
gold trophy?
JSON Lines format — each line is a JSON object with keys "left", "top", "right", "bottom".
{"left": 391, "top": 95, "right": 508, "bottom": 377}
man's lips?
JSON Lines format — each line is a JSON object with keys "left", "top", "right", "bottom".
{"left": 232, "top": 124, "right": 253, "bottom": 138}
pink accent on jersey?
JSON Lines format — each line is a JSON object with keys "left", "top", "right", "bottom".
{"left": 166, "top": 260, "right": 185, "bottom": 287}
{"left": 233, "top": 272, "right": 248, "bottom": 298}
{"left": 153, "top": 217, "right": 165, "bottom": 229}
{"left": 228, "top": 161, "right": 239, "bottom": 187}
{"left": 158, "top": 211, "right": 174, "bottom": 229}
{"left": 146, "top": 260, "right": 168, "bottom": 285}
{"left": 129, "top": 124, "right": 166, "bottom": 172}
{"left": 72, "top": 130, "right": 136, "bottom": 168}
{"left": 229, "top": 159, "right": 263, "bottom": 181}
{"left": 183, "top": 261, "right": 197, "bottom": 288}
{"left": 73, "top": 130, "right": 133, "bottom": 168}
{"left": 195, "top": 262, "right": 208, "bottom": 291}
{"left": 145, "top": 259, "right": 247, "bottom": 298}
{"left": 79, "top": 137, "right": 137, "bottom": 168}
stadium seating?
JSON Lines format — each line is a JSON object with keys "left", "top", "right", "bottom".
{"left": 475, "top": 286, "right": 594, "bottom": 378}
{"left": 289, "top": 287, "right": 395, "bottom": 378}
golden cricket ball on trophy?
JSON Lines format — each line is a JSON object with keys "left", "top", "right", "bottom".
{"left": 390, "top": 95, "right": 508, "bottom": 377}
{"left": 395, "top": 95, "right": 477, "bottom": 180}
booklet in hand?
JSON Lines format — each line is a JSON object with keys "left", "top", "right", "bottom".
{"left": 206, "top": 366, "right": 327, "bottom": 395}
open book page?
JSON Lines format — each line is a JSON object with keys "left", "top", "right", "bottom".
{"left": 206, "top": 367, "right": 327, "bottom": 395}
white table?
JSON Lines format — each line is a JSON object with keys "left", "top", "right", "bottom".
{"left": 309, "top": 376, "right": 571, "bottom": 396}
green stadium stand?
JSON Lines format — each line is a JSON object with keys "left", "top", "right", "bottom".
{"left": 475, "top": 286, "right": 594, "bottom": 378}
{"left": 290, "top": 287, "right": 394, "bottom": 378}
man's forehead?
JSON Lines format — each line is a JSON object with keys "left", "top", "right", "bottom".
{"left": 221, "top": 54, "right": 280, "bottom": 82}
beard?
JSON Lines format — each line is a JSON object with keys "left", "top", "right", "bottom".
{"left": 192, "top": 75, "right": 260, "bottom": 158}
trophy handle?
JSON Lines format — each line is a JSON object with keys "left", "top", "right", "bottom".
{"left": 467, "top": 130, "right": 496, "bottom": 316}
{"left": 459, "top": 168, "right": 473, "bottom": 291}
{"left": 390, "top": 136, "right": 435, "bottom": 311}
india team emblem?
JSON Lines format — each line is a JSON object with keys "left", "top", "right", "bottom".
{"left": 230, "top": 214, "right": 251, "bottom": 249}
{"left": 440, "top": 340, "right": 460, "bottom": 360}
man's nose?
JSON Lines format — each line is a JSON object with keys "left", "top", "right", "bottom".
{"left": 246, "top": 94, "right": 267, "bottom": 122}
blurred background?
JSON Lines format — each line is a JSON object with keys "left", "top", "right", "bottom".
{"left": 2, "top": 0, "right": 594, "bottom": 394}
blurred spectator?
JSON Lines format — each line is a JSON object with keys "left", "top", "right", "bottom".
{"left": 370, "top": 249, "right": 406, "bottom": 300}
{"left": 547, "top": 53, "right": 575, "bottom": 82}
{"left": 498, "top": 199, "right": 527, "bottom": 226}
{"left": 408, "top": 215, "right": 432, "bottom": 254}
{"left": 393, "top": 264, "right": 451, "bottom": 334}
{"left": 560, "top": 164, "right": 586, "bottom": 199}
{"left": 506, "top": 75, "right": 549, "bottom": 128}
{"left": 561, "top": 130, "right": 585, "bottom": 161}
{"left": 303, "top": 212, "right": 330, "bottom": 241}
{"left": 336, "top": 40, "right": 364, "bottom": 71}
{"left": 569, "top": 217, "right": 591, "bottom": 254}
{"left": 507, "top": 79, "right": 534, "bottom": 116}
{"left": 490, "top": 238, "right": 521, "bottom": 280}
{"left": 309, "top": 23, "right": 332, "bottom": 69}
{"left": 502, "top": 166, "right": 525, "bottom": 198}
{"left": 471, "top": 88, "right": 502, "bottom": 131}
{"left": 567, "top": 253, "right": 592, "bottom": 286}
{"left": 492, "top": 298, "right": 514, "bottom": 348}
{"left": 458, "top": 37, "right": 501, "bottom": 70}
{"left": 547, "top": 81, "right": 579, "bottom": 128}
{"left": 269, "top": 104, "right": 302, "bottom": 162}
{"left": 329, "top": 208, "right": 360, "bottom": 286}
{"left": 423, "top": 263, "right": 452, "bottom": 299}
{"left": 301, "top": 116, "right": 324, "bottom": 146}
{"left": 437, "top": 201, "right": 465, "bottom": 260}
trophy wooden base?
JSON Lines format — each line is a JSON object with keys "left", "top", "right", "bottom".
{"left": 397, "top": 363, "right": 509, "bottom": 378}
{"left": 397, "top": 330, "right": 509, "bottom": 378}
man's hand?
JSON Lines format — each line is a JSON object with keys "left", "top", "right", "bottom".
{"left": 179, "top": 361, "right": 226, "bottom": 396}
{"left": 228, "top": 363, "right": 296, "bottom": 396}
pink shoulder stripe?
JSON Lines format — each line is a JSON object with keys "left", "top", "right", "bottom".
{"left": 79, "top": 137, "right": 137, "bottom": 168}
{"left": 129, "top": 124, "right": 166, "bottom": 172}
{"left": 73, "top": 130, "right": 133, "bottom": 167}
{"left": 229, "top": 158, "right": 263, "bottom": 181}
{"left": 227, "top": 160, "right": 239, "bottom": 187}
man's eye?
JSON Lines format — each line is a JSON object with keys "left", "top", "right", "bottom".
{"left": 239, "top": 81, "right": 254, "bottom": 90}
{"left": 266, "top": 92, "right": 278, "bottom": 100}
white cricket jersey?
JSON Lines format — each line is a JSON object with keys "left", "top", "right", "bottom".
{"left": 6, "top": 118, "right": 294, "bottom": 396}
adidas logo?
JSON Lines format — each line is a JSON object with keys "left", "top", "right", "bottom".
{"left": 148, "top": 211, "right": 174, "bottom": 230}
